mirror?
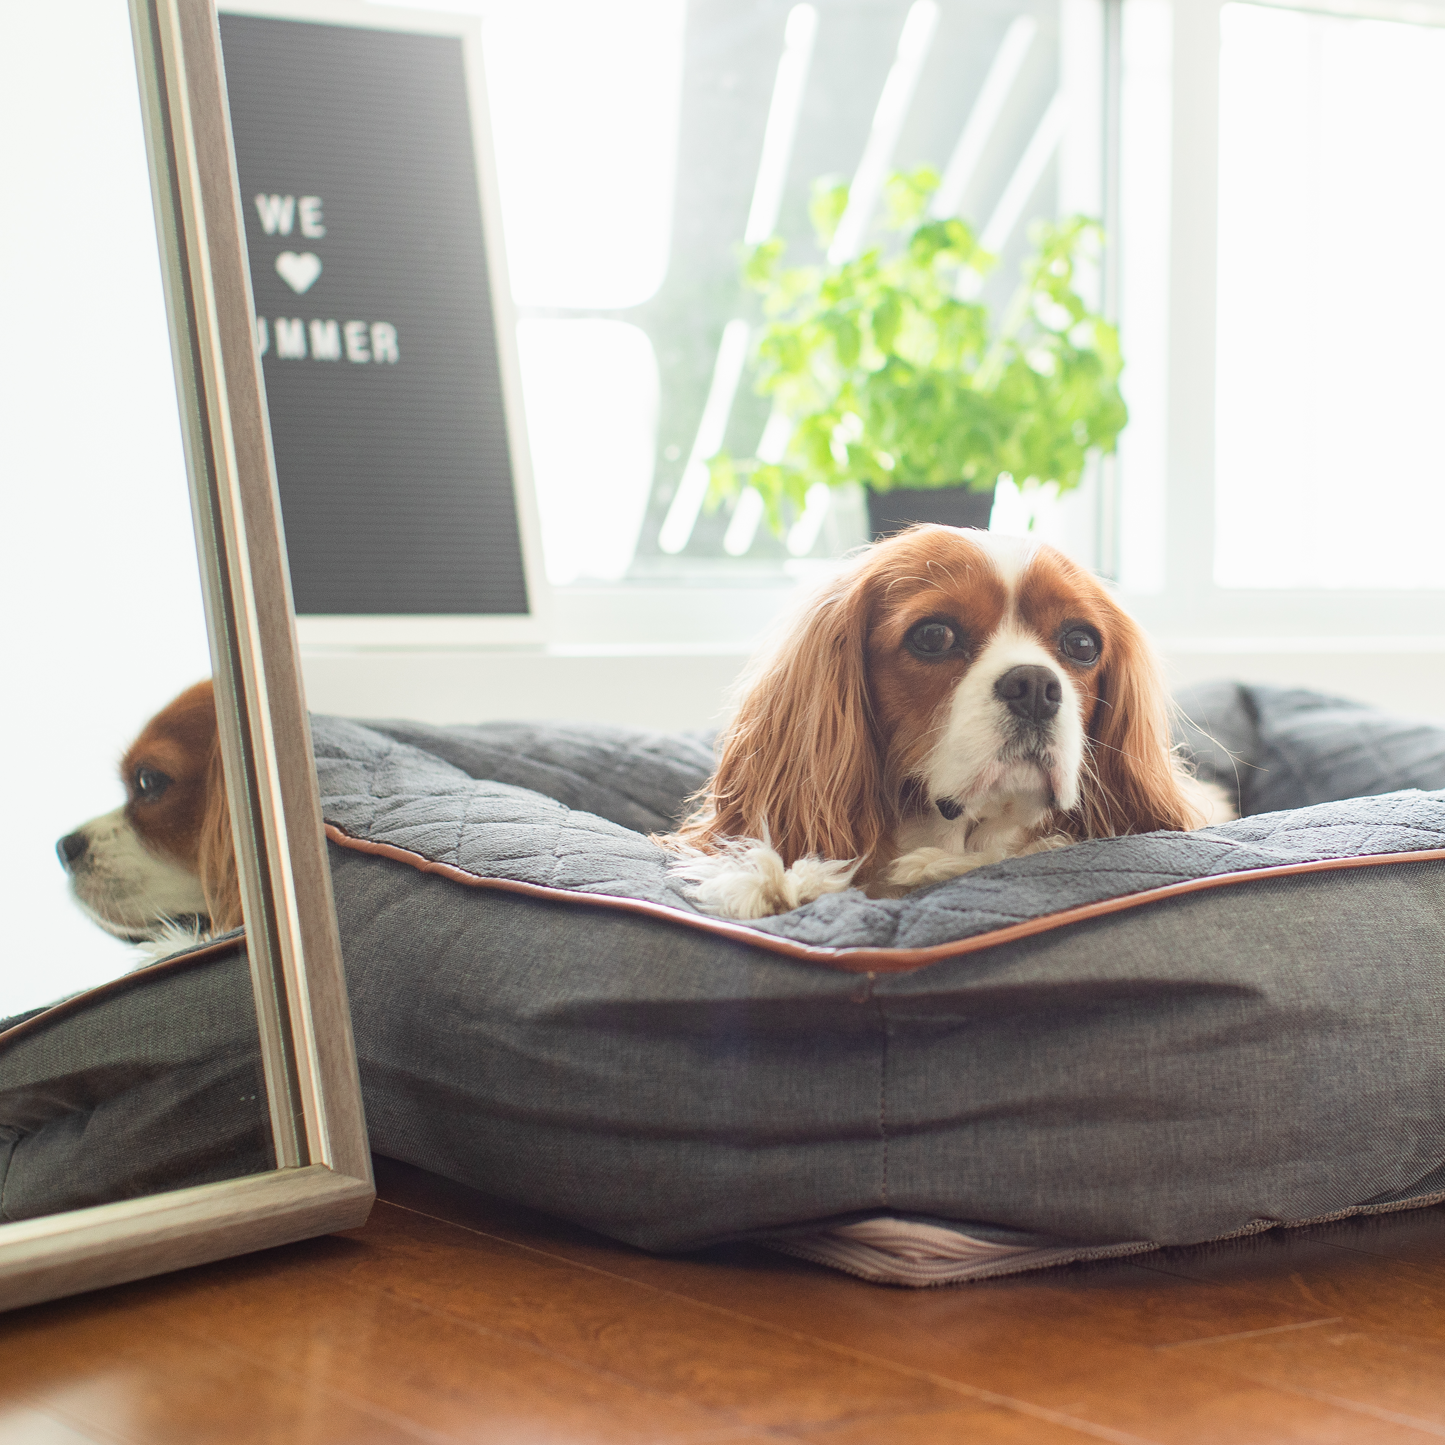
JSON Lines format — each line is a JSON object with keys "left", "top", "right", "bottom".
{"left": 1, "top": 4, "right": 219, "bottom": 1024}
{"left": 0, "top": 0, "right": 372, "bottom": 1311}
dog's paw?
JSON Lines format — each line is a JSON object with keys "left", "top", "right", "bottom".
{"left": 889, "top": 832, "right": 1076, "bottom": 889}
{"left": 670, "top": 841, "right": 858, "bottom": 919}
{"left": 886, "top": 846, "right": 990, "bottom": 888}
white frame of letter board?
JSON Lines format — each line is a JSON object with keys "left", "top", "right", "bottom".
{"left": 219, "top": 0, "right": 552, "bottom": 648}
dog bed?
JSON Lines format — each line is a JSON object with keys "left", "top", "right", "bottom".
{"left": 314, "top": 682, "right": 1445, "bottom": 1282}
{"left": 5, "top": 683, "right": 1445, "bottom": 1285}
{"left": 0, "top": 934, "right": 272, "bottom": 1222}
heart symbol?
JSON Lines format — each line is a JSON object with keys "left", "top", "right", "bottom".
{"left": 275, "top": 251, "right": 322, "bottom": 294}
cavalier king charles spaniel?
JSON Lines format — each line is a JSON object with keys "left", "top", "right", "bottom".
{"left": 664, "top": 526, "right": 1227, "bottom": 920}
{"left": 56, "top": 680, "right": 242, "bottom": 943}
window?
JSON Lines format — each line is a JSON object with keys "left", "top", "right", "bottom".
{"left": 1114, "top": 0, "right": 1445, "bottom": 658}
{"left": 1214, "top": 1, "right": 1445, "bottom": 591}
{"left": 411, "top": 0, "right": 1099, "bottom": 584}
{"left": 379, "top": 0, "right": 1445, "bottom": 681}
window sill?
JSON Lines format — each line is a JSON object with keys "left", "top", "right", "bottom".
{"left": 299, "top": 625, "right": 1445, "bottom": 731}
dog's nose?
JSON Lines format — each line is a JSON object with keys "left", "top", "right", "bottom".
{"left": 995, "top": 665, "right": 1062, "bottom": 724}
{"left": 56, "top": 832, "right": 88, "bottom": 870}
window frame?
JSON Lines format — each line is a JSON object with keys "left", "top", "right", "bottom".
{"left": 1113, "top": 0, "right": 1445, "bottom": 649}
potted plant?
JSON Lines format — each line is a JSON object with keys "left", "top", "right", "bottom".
{"left": 708, "top": 166, "right": 1128, "bottom": 540}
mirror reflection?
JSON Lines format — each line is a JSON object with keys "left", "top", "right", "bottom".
{"left": 0, "top": 1, "right": 271, "bottom": 1217}
{"left": 56, "top": 680, "right": 240, "bottom": 958}
{"left": 2, "top": 1, "right": 215, "bottom": 1021}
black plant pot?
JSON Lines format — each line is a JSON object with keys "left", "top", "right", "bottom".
{"left": 865, "top": 484, "right": 996, "bottom": 541}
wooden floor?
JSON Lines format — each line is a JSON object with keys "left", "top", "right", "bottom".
{"left": 3, "top": 1160, "right": 1445, "bottom": 1444}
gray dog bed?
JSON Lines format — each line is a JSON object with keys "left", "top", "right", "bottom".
{"left": 5, "top": 683, "right": 1445, "bottom": 1284}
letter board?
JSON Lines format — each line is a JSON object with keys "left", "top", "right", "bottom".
{"left": 218, "top": 5, "right": 542, "bottom": 623}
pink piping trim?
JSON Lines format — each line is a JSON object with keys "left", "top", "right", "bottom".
{"left": 323, "top": 824, "right": 1445, "bottom": 977}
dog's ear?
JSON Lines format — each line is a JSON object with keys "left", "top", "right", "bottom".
{"left": 667, "top": 572, "right": 889, "bottom": 868}
{"left": 1075, "top": 598, "right": 1208, "bottom": 837}
{"left": 197, "top": 731, "right": 244, "bottom": 931}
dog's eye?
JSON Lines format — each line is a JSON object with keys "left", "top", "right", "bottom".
{"left": 134, "top": 766, "right": 173, "bottom": 800}
{"left": 906, "top": 621, "right": 958, "bottom": 657}
{"left": 1059, "top": 628, "right": 1100, "bottom": 665}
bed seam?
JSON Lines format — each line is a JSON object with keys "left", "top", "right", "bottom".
{"left": 873, "top": 977, "right": 890, "bottom": 1208}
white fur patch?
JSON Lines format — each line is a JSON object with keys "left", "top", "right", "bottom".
{"left": 670, "top": 841, "right": 858, "bottom": 921}
{"left": 130, "top": 917, "right": 215, "bottom": 966}
{"left": 964, "top": 529, "right": 1035, "bottom": 594}
{"left": 887, "top": 831, "right": 1073, "bottom": 889}
{"left": 1185, "top": 777, "right": 1237, "bottom": 828}
{"left": 63, "top": 806, "right": 208, "bottom": 941}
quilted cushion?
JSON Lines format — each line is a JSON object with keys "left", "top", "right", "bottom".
{"left": 1174, "top": 680, "right": 1445, "bottom": 815}
{"left": 309, "top": 685, "right": 1445, "bottom": 1274}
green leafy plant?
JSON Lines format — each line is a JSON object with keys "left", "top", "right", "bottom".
{"left": 709, "top": 165, "right": 1128, "bottom": 532}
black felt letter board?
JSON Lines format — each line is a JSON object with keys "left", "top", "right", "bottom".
{"left": 220, "top": 14, "right": 530, "bottom": 615}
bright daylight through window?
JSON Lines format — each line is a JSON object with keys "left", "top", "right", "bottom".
{"left": 461, "top": 0, "right": 1085, "bottom": 584}
{"left": 1214, "top": 2, "right": 1445, "bottom": 590}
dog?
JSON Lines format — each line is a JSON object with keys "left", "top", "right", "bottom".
{"left": 663, "top": 526, "right": 1228, "bottom": 919}
{"left": 56, "top": 680, "right": 242, "bottom": 943}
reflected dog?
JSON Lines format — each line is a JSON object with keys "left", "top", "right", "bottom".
{"left": 56, "top": 680, "right": 241, "bottom": 942}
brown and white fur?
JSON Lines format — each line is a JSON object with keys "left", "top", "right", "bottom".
{"left": 663, "top": 526, "right": 1228, "bottom": 920}
{"left": 56, "top": 680, "right": 242, "bottom": 942}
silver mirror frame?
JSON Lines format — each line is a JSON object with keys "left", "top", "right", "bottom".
{"left": 0, "top": 0, "right": 373, "bottom": 1313}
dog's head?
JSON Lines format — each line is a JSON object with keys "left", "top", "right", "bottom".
{"left": 678, "top": 526, "right": 1205, "bottom": 869}
{"left": 56, "top": 680, "right": 240, "bottom": 941}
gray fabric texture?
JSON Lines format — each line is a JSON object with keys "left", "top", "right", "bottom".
{"left": 1174, "top": 680, "right": 1445, "bottom": 817}
{"left": 360, "top": 718, "right": 716, "bottom": 836}
{"left": 0, "top": 936, "right": 271, "bottom": 1221}
{"left": 332, "top": 846, "right": 1445, "bottom": 1251}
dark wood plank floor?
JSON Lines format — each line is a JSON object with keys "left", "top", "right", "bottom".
{"left": 3, "top": 1158, "right": 1444, "bottom": 1443}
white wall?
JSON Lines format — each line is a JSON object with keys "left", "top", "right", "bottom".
{"left": 300, "top": 637, "right": 1445, "bottom": 733}
{"left": 301, "top": 646, "right": 750, "bottom": 731}
{"left": 300, "top": 569, "right": 1445, "bottom": 733}
{"left": 0, "top": 3, "right": 214, "bottom": 1019}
